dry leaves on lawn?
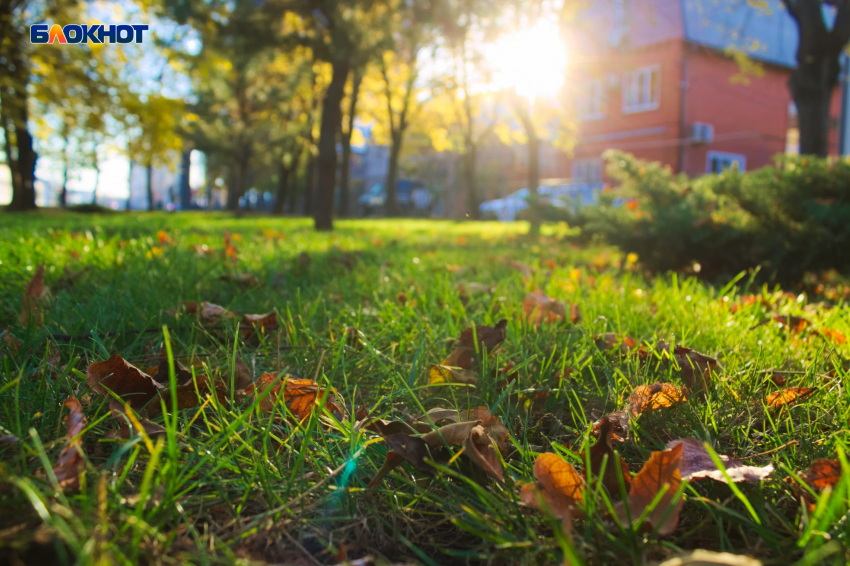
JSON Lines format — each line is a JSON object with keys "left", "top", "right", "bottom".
{"left": 520, "top": 453, "right": 584, "bottom": 533}
{"left": 457, "top": 319, "right": 508, "bottom": 352}
{"left": 87, "top": 355, "right": 164, "bottom": 411}
{"left": 766, "top": 387, "right": 816, "bottom": 410}
{"left": 667, "top": 438, "right": 773, "bottom": 483}
{"left": 628, "top": 383, "right": 688, "bottom": 418}
{"left": 52, "top": 398, "right": 86, "bottom": 491}
{"left": 20, "top": 264, "right": 48, "bottom": 327}
{"left": 799, "top": 459, "right": 842, "bottom": 493}
{"left": 523, "top": 290, "right": 566, "bottom": 326}
{"left": 614, "top": 443, "right": 685, "bottom": 535}
{"left": 583, "top": 416, "right": 630, "bottom": 493}
{"left": 429, "top": 364, "right": 479, "bottom": 386}
{"left": 671, "top": 346, "right": 717, "bottom": 392}
{"left": 242, "top": 373, "right": 345, "bottom": 420}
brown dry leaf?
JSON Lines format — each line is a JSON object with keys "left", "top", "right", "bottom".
{"left": 224, "top": 231, "right": 238, "bottom": 263}
{"left": 508, "top": 260, "right": 534, "bottom": 280}
{"left": 457, "top": 319, "right": 508, "bottom": 352}
{"left": 52, "top": 397, "right": 86, "bottom": 491}
{"left": 54, "top": 265, "right": 90, "bottom": 291}
{"left": 658, "top": 550, "right": 764, "bottom": 566}
{"left": 520, "top": 453, "right": 584, "bottom": 532}
{"left": 463, "top": 425, "right": 504, "bottom": 482}
{"left": 628, "top": 383, "right": 688, "bottom": 418}
{"left": 569, "top": 304, "right": 581, "bottom": 324}
{"left": 442, "top": 347, "right": 477, "bottom": 370}
{"left": 592, "top": 411, "right": 630, "bottom": 442}
{"left": 428, "top": 364, "right": 478, "bottom": 386}
{"left": 766, "top": 387, "right": 816, "bottom": 410}
{"left": 230, "top": 355, "right": 253, "bottom": 390}
{"left": 240, "top": 312, "right": 277, "bottom": 338}
{"left": 222, "top": 273, "right": 261, "bottom": 286}
{"left": 667, "top": 438, "right": 773, "bottom": 483}
{"left": 366, "top": 451, "right": 406, "bottom": 488}
{"left": 146, "top": 374, "right": 223, "bottom": 418}
{"left": 523, "top": 290, "right": 566, "bottom": 326}
{"left": 87, "top": 355, "right": 164, "bottom": 411}
{"left": 155, "top": 359, "right": 194, "bottom": 386}
{"left": 800, "top": 459, "right": 842, "bottom": 492}
{"left": 583, "top": 416, "right": 630, "bottom": 493}
{"left": 385, "top": 435, "right": 435, "bottom": 474}
{"left": 462, "top": 408, "right": 511, "bottom": 451}
{"left": 355, "top": 416, "right": 418, "bottom": 437}
{"left": 614, "top": 443, "right": 685, "bottom": 535}
{"left": 200, "top": 302, "right": 232, "bottom": 324}
{"left": 751, "top": 315, "right": 810, "bottom": 333}
{"left": 20, "top": 264, "right": 48, "bottom": 327}
{"left": 243, "top": 373, "right": 345, "bottom": 420}
{"left": 396, "top": 292, "right": 408, "bottom": 306}
{"left": 421, "top": 420, "right": 482, "bottom": 446}
{"left": 2, "top": 329, "right": 22, "bottom": 355}
{"left": 673, "top": 346, "right": 717, "bottom": 391}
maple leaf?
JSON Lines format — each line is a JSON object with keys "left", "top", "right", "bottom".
{"left": 628, "top": 383, "right": 688, "bottom": 418}
{"left": 52, "top": 398, "right": 87, "bottom": 492}
{"left": 242, "top": 373, "right": 344, "bottom": 420}
{"left": 667, "top": 438, "right": 773, "bottom": 483}
{"left": 523, "top": 290, "right": 566, "bottom": 326}
{"left": 520, "top": 453, "right": 584, "bottom": 533}
{"left": 766, "top": 387, "right": 816, "bottom": 410}
{"left": 583, "top": 416, "right": 630, "bottom": 493}
{"left": 20, "top": 264, "right": 48, "bottom": 327}
{"left": 87, "top": 355, "right": 164, "bottom": 411}
{"left": 614, "top": 443, "right": 685, "bottom": 535}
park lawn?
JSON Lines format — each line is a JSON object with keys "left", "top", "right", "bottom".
{"left": 1, "top": 212, "right": 849, "bottom": 566}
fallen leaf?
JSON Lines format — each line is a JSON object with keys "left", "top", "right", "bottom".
{"left": 523, "top": 290, "right": 566, "bottom": 326}
{"left": 463, "top": 425, "right": 504, "bottom": 482}
{"left": 583, "top": 416, "right": 630, "bottom": 493}
{"left": 421, "top": 420, "right": 482, "bottom": 446}
{"left": 54, "top": 265, "right": 91, "bottom": 290}
{"left": 658, "top": 550, "right": 764, "bottom": 566}
{"left": 667, "top": 438, "right": 773, "bottom": 483}
{"left": 614, "top": 443, "right": 685, "bottom": 535}
{"left": 20, "top": 264, "right": 48, "bottom": 327}
{"left": 442, "top": 347, "right": 477, "bottom": 370}
{"left": 816, "top": 328, "right": 846, "bottom": 344}
{"left": 800, "top": 459, "right": 841, "bottom": 492}
{"left": 231, "top": 355, "right": 253, "bottom": 390}
{"left": 222, "top": 273, "right": 261, "bottom": 286}
{"left": 52, "top": 397, "right": 86, "bottom": 491}
{"left": 751, "top": 315, "right": 809, "bottom": 333}
{"left": 241, "top": 312, "right": 277, "bottom": 338}
{"left": 243, "top": 373, "right": 344, "bottom": 420}
{"left": 592, "top": 411, "right": 629, "bottom": 442}
{"left": 2, "top": 329, "right": 22, "bottom": 355}
{"left": 628, "top": 383, "right": 688, "bottom": 418}
{"left": 569, "top": 304, "right": 581, "bottom": 324}
{"left": 385, "top": 434, "right": 436, "bottom": 474}
{"left": 355, "top": 416, "right": 418, "bottom": 437}
{"left": 672, "top": 346, "right": 717, "bottom": 391}
{"left": 428, "top": 364, "right": 478, "bottom": 386}
{"left": 520, "top": 453, "right": 584, "bottom": 532}
{"left": 87, "top": 355, "right": 164, "bottom": 411}
{"left": 200, "top": 302, "right": 232, "bottom": 323}
{"left": 396, "top": 292, "right": 408, "bottom": 306}
{"left": 766, "top": 387, "right": 816, "bottom": 410}
{"left": 224, "top": 231, "right": 238, "bottom": 263}
{"left": 457, "top": 319, "right": 508, "bottom": 352}
{"left": 508, "top": 260, "right": 534, "bottom": 280}
{"left": 595, "top": 333, "right": 637, "bottom": 353}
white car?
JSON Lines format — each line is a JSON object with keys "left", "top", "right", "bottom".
{"left": 480, "top": 183, "right": 604, "bottom": 221}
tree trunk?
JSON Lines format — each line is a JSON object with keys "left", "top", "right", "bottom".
{"left": 339, "top": 69, "right": 362, "bottom": 218}
{"left": 273, "top": 159, "right": 291, "bottom": 215}
{"left": 2, "top": 32, "right": 37, "bottom": 212}
{"left": 514, "top": 96, "right": 541, "bottom": 233}
{"left": 146, "top": 162, "right": 155, "bottom": 211}
{"left": 463, "top": 145, "right": 480, "bottom": 219}
{"left": 227, "top": 143, "right": 250, "bottom": 211}
{"left": 784, "top": 0, "right": 850, "bottom": 157}
{"left": 60, "top": 138, "right": 69, "bottom": 207}
{"left": 314, "top": 59, "right": 350, "bottom": 231}
{"left": 91, "top": 161, "right": 100, "bottom": 205}
{"left": 385, "top": 132, "right": 402, "bottom": 216}
{"left": 179, "top": 149, "right": 192, "bottom": 210}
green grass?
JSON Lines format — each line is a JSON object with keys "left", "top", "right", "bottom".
{"left": 1, "top": 212, "right": 849, "bottom": 565}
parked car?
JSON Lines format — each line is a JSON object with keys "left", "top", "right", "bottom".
{"left": 359, "top": 180, "right": 431, "bottom": 216}
{"left": 479, "top": 183, "right": 604, "bottom": 221}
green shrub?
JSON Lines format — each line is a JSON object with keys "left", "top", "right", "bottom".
{"left": 579, "top": 150, "right": 850, "bottom": 282}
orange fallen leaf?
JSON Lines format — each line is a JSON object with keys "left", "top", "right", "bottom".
{"left": 523, "top": 290, "right": 566, "bottom": 326}
{"left": 224, "top": 231, "right": 238, "bottom": 263}
{"left": 800, "top": 459, "right": 841, "bottom": 492}
{"left": 628, "top": 383, "right": 688, "bottom": 418}
{"left": 20, "top": 264, "right": 48, "bottom": 327}
{"left": 766, "top": 387, "right": 816, "bottom": 410}
{"left": 87, "top": 355, "right": 164, "bottom": 411}
{"left": 583, "top": 416, "right": 630, "bottom": 493}
{"left": 816, "top": 328, "right": 847, "bottom": 344}
{"left": 667, "top": 438, "right": 773, "bottom": 484}
{"left": 520, "top": 453, "right": 584, "bottom": 532}
{"left": 243, "top": 373, "right": 344, "bottom": 420}
{"left": 595, "top": 333, "right": 637, "bottom": 353}
{"left": 592, "top": 410, "right": 629, "bottom": 442}
{"left": 157, "top": 230, "right": 173, "bottom": 244}
{"left": 614, "top": 443, "right": 685, "bottom": 535}
{"left": 52, "top": 397, "right": 86, "bottom": 491}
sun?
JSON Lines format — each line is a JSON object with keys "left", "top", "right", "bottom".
{"left": 486, "top": 20, "right": 568, "bottom": 99}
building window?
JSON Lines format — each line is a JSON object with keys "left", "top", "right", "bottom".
{"left": 622, "top": 65, "right": 660, "bottom": 113}
{"left": 706, "top": 151, "right": 746, "bottom": 174}
{"left": 572, "top": 158, "right": 604, "bottom": 182}
{"left": 577, "top": 80, "right": 605, "bottom": 121}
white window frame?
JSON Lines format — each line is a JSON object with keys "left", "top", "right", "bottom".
{"left": 577, "top": 80, "right": 606, "bottom": 121}
{"left": 622, "top": 64, "right": 661, "bottom": 114}
{"left": 706, "top": 151, "right": 746, "bottom": 174}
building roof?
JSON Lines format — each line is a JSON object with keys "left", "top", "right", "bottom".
{"left": 574, "top": 0, "right": 802, "bottom": 69}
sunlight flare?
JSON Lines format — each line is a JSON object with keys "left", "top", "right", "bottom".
{"left": 486, "top": 20, "right": 568, "bottom": 98}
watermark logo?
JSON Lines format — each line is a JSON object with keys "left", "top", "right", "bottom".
{"left": 30, "top": 24, "right": 149, "bottom": 44}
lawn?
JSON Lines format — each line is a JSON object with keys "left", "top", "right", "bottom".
{"left": 1, "top": 212, "right": 849, "bottom": 566}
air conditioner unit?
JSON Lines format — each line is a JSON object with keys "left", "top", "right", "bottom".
{"left": 692, "top": 122, "right": 714, "bottom": 144}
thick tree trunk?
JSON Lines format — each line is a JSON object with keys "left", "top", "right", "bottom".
{"left": 514, "top": 97, "right": 540, "bottom": 232}
{"left": 179, "top": 149, "right": 192, "bottom": 210}
{"left": 288, "top": 150, "right": 302, "bottom": 214}
{"left": 314, "top": 59, "right": 350, "bottom": 231}
{"left": 146, "top": 162, "right": 155, "bottom": 211}
{"left": 91, "top": 162, "right": 100, "bottom": 205}
{"left": 227, "top": 144, "right": 250, "bottom": 211}
{"left": 784, "top": 0, "right": 850, "bottom": 157}
{"left": 339, "top": 69, "right": 362, "bottom": 218}
{"left": 2, "top": 33, "right": 37, "bottom": 212}
{"left": 385, "top": 133, "right": 402, "bottom": 216}
{"left": 273, "top": 159, "right": 290, "bottom": 215}
{"left": 60, "top": 140, "right": 69, "bottom": 207}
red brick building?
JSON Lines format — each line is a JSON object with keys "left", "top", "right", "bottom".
{"left": 565, "top": 0, "right": 849, "bottom": 181}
